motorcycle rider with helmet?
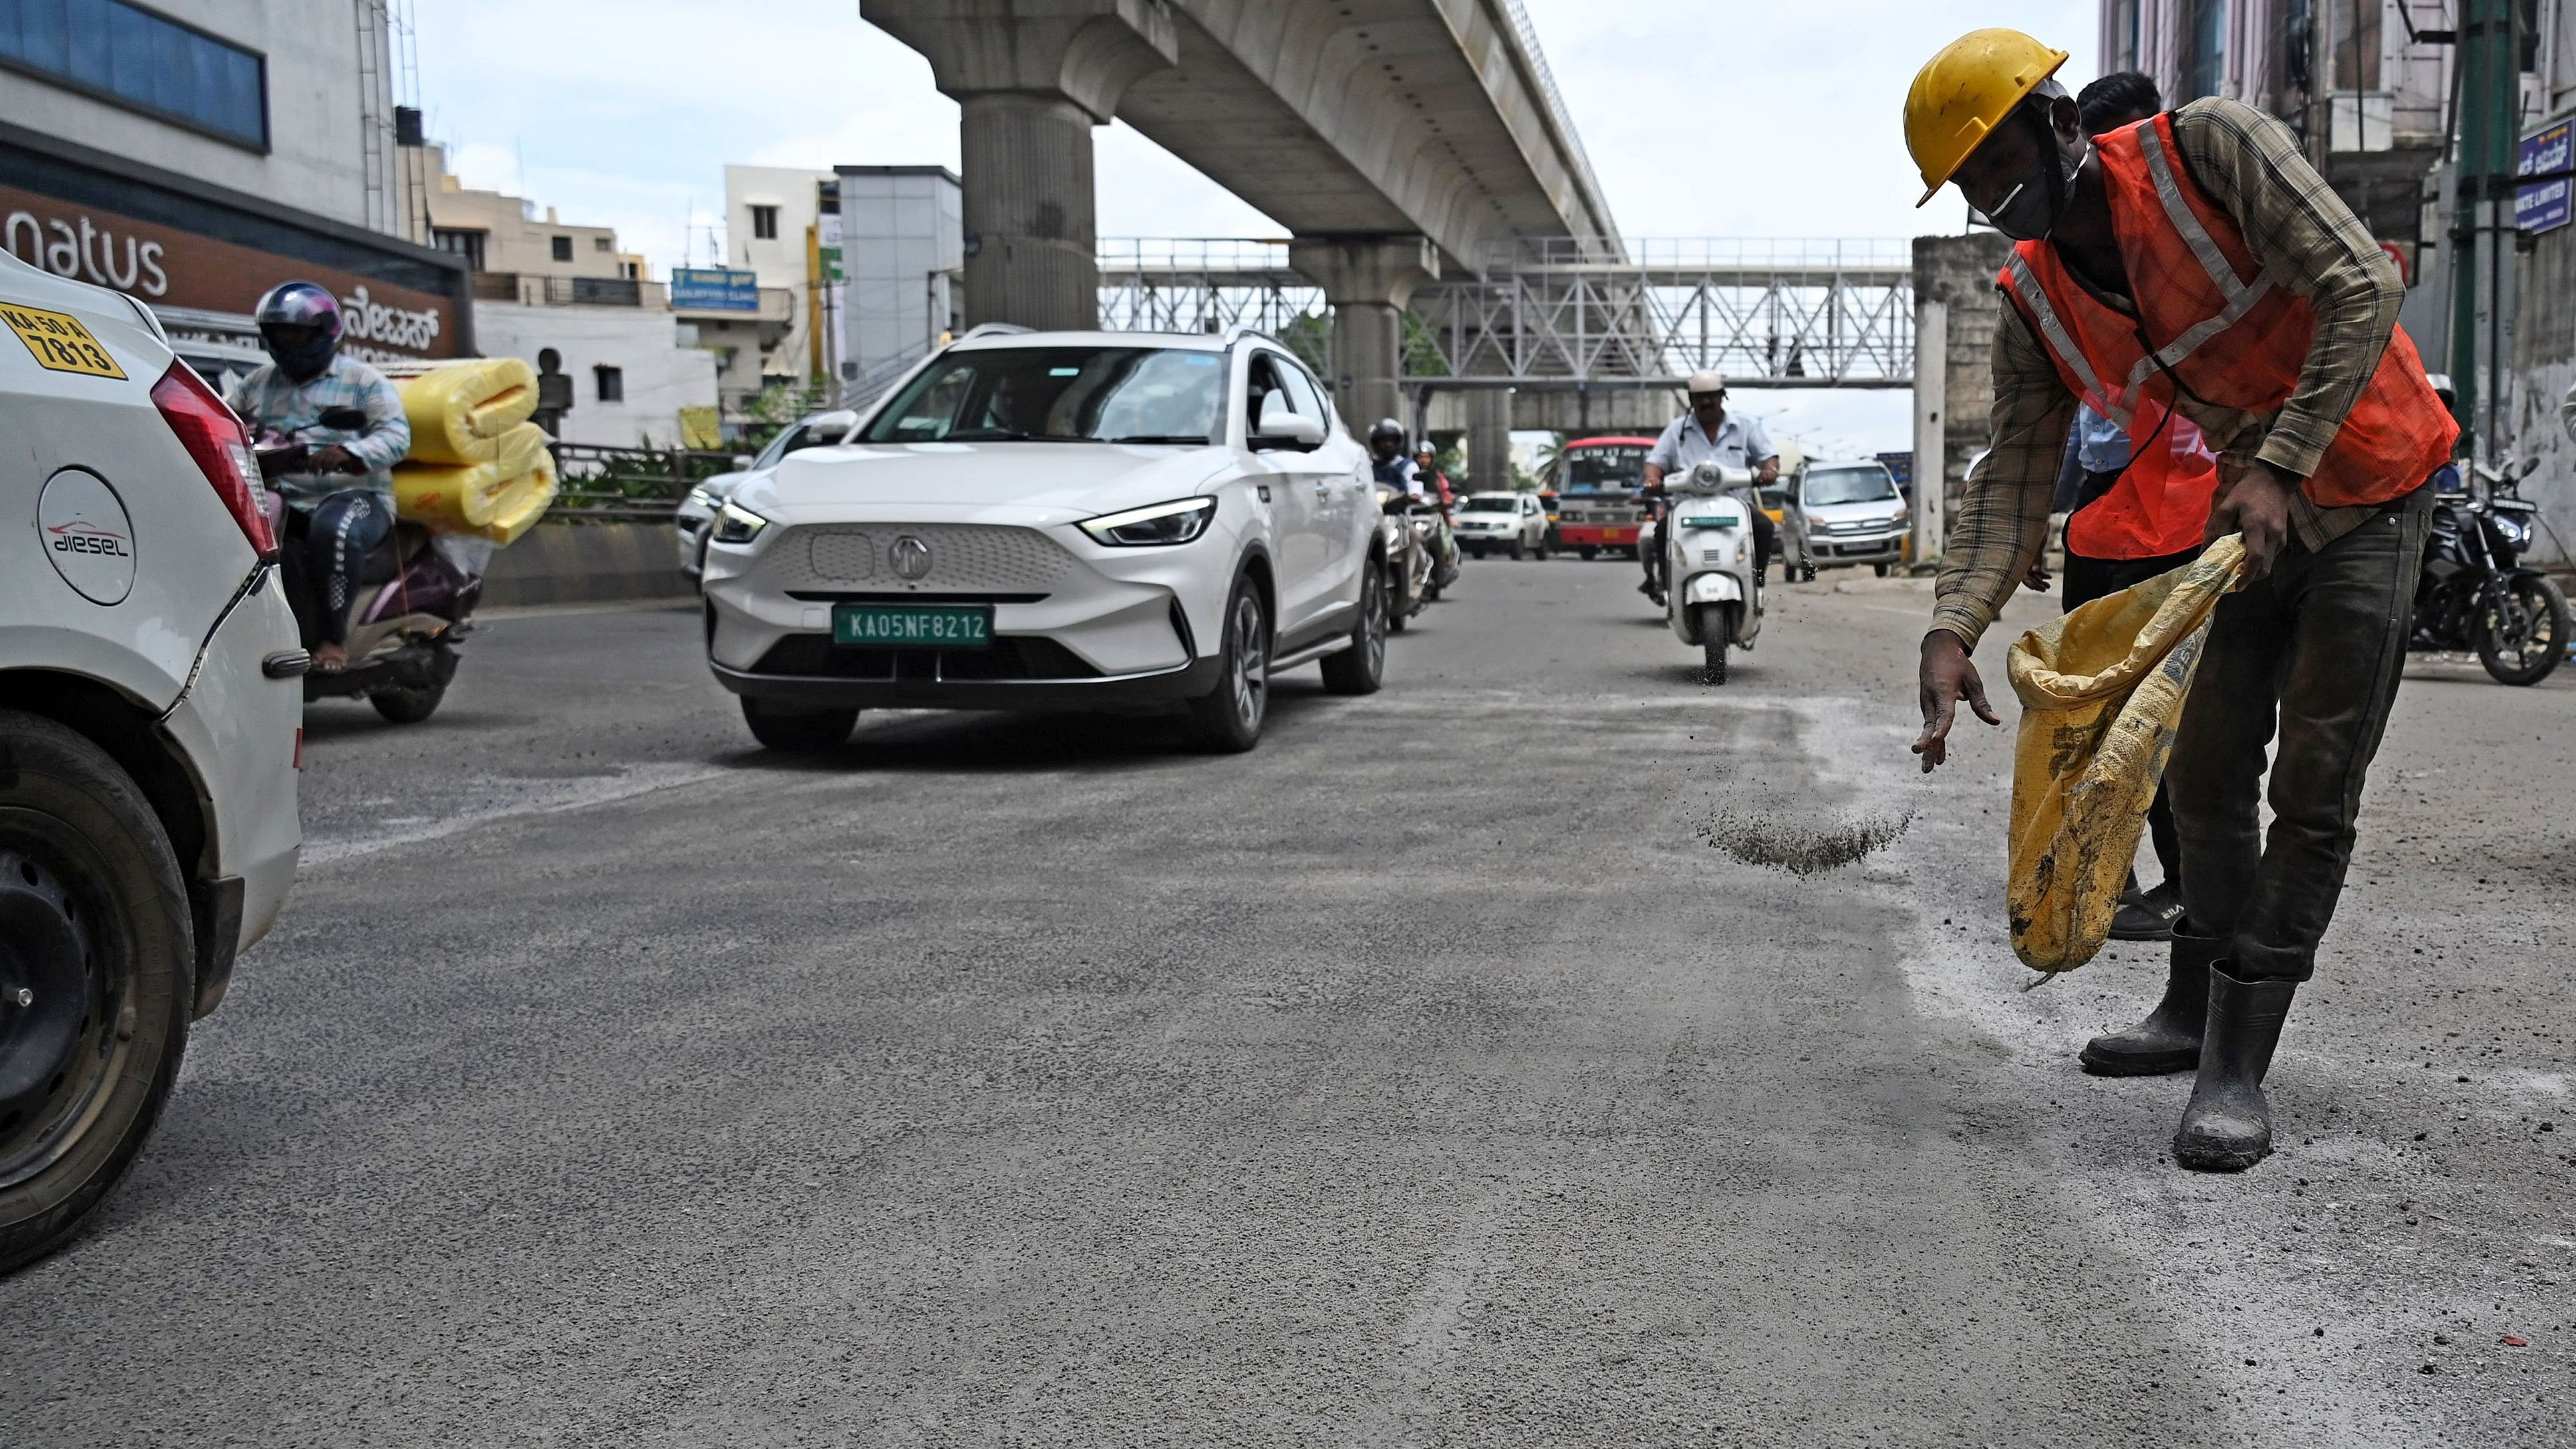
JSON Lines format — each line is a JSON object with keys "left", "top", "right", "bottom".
{"left": 1368, "top": 418, "right": 1461, "bottom": 586}
{"left": 225, "top": 281, "right": 412, "bottom": 674}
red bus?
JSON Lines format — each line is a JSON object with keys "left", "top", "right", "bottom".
{"left": 1551, "top": 436, "right": 1655, "bottom": 556}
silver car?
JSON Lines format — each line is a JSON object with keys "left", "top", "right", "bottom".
{"left": 1795, "top": 460, "right": 1912, "bottom": 575}
{"left": 677, "top": 409, "right": 859, "bottom": 581}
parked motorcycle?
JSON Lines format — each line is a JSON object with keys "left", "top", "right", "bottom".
{"left": 1659, "top": 461, "right": 1765, "bottom": 683}
{"left": 2411, "top": 456, "right": 2568, "bottom": 686}
{"left": 1375, "top": 486, "right": 1443, "bottom": 631}
{"left": 256, "top": 420, "right": 484, "bottom": 723}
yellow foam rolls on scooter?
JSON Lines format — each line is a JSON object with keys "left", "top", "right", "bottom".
{"left": 391, "top": 420, "right": 553, "bottom": 537}
{"left": 470, "top": 449, "right": 558, "bottom": 546}
{"left": 391, "top": 356, "right": 537, "bottom": 465}
{"left": 2004, "top": 535, "right": 2245, "bottom": 974}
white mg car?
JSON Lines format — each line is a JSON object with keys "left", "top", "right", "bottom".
{"left": 700, "top": 328, "right": 1390, "bottom": 752}
{"left": 0, "top": 253, "right": 303, "bottom": 1271}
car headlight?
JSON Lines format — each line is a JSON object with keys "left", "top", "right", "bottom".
{"left": 684, "top": 485, "right": 724, "bottom": 512}
{"left": 1080, "top": 496, "right": 1217, "bottom": 547}
{"left": 712, "top": 499, "right": 771, "bottom": 545}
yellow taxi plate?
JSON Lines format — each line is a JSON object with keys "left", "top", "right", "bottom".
{"left": 3, "top": 303, "right": 126, "bottom": 379}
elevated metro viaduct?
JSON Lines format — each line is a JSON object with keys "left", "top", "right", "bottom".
{"left": 860, "top": 0, "right": 1621, "bottom": 488}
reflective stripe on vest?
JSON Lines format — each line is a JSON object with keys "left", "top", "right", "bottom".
{"left": 2000, "top": 253, "right": 2130, "bottom": 429}
{"left": 2132, "top": 124, "right": 2276, "bottom": 383}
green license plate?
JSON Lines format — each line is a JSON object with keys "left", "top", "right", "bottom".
{"left": 831, "top": 604, "right": 993, "bottom": 648}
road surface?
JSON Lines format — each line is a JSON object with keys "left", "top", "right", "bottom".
{"left": 7, "top": 561, "right": 2570, "bottom": 1446}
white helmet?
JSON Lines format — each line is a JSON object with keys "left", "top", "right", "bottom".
{"left": 1687, "top": 370, "right": 1727, "bottom": 398}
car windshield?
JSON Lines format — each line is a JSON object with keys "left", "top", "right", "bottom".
{"left": 1804, "top": 466, "right": 1900, "bottom": 507}
{"left": 1462, "top": 496, "right": 1520, "bottom": 513}
{"left": 860, "top": 346, "right": 1226, "bottom": 444}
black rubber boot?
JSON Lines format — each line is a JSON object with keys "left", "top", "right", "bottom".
{"left": 2172, "top": 964, "right": 2299, "bottom": 1172}
{"left": 2078, "top": 920, "right": 2219, "bottom": 1075}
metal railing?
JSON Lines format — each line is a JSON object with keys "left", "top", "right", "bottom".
{"left": 1495, "top": 0, "right": 1613, "bottom": 251}
{"left": 470, "top": 273, "right": 648, "bottom": 307}
{"left": 547, "top": 442, "right": 740, "bottom": 522}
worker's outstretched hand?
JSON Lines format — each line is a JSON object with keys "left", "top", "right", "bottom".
{"left": 2206, "top": 460, "right": 2297, "bottom": 583}
{"left": 1914, "top": 630, "right": 1998, "bottom": 774}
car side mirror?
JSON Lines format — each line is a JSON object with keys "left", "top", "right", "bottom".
{"left": 1250, "top": 395, "right": 1326, "bottom": 452}
{"left": 732, "top": 454, "right": 755, "bottom": 471}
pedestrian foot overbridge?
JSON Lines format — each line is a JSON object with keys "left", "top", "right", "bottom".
{"left": 861, "top": 0, "right": 1622, "bottom": 426}
{"left": 1096, "top": 236, "right": 1920, "bottom": 483}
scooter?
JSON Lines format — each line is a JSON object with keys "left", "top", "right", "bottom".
{"left": 1374, "top": 486, "right": 1440, "bottom": 631}
{"left": 255, "top": 422, "right": 484, "bottom": 724}
{"left": 1661, "top": 461, "right": 1765, "bottom": 683}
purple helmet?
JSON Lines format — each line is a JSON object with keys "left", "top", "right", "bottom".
{"left": 253, "top": 281, "right": 343, "bottom": 380}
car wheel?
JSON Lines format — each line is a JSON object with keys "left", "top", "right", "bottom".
{"left": 1320, "top": 557, "right": 1388, "bottom": 696}
{"left": 1187, "top": 577, "right": 1269, "bottom": 752}
{"left": 1578, "top": 545, "right": 1598, "bottom": 561}
{"left": 741, "top": 698, "right": 859, "bottom": 752}
{"left": 1875, "top": 563, "right": 1892, "bottom": 577}
{"left": 1508, "top": 542, "right": 1524, "bottom": 560}
{"left": 0, "top": 710, "right": 193, "bottom": 1275}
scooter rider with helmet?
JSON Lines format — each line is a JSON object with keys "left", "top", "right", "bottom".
{"left": 1368, "top": 417, "right": 1461, "bottom": 581}
{"left": 225, "top": 281, "right": 412, "bottom": 675}
{"left": 1638, "top": 372, "right": 1802, "bottom": 599}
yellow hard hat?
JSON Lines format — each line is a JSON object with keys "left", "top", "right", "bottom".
{"left": 1905, "top": 28, "right": 2071, "bottom": 207}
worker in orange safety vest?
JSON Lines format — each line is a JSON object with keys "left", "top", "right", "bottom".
{"left": 1903, "top": 29, "right": 2457, "bottom": 1173}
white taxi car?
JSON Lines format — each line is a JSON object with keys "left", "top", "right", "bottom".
{"left": 1453, "top": 491, "right": 1550, "bottom": 558}
{"left": 701, "top": 327, "right": 1389, "bottom": 752}
{"left": 0, "top": 253, "right": 303, "bottom": 1271}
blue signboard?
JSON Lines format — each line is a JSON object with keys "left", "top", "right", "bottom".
{"left": 670, "top": 267, "right": 760, "bottom": 312}
{"left": 2517, "top": 120, "right": 2572, "bottom": 235}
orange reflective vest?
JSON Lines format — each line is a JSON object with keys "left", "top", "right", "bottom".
{"left": 1997, "top": 111, "right": 2457, "bottom": 559}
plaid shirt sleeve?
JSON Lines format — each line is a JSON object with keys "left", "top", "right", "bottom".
{"left": 2175, "top": 98, "right": 2406, "bottom": 481}
{"left": 337, "top": 364, "right": 412, "bottom": 475}
{"left": 1930, "top": 303, "right": 2074, "bottom": 651}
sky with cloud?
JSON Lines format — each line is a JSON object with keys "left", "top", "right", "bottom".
{"left": 408, "top": 1, "right": 2099, "bottom": 454}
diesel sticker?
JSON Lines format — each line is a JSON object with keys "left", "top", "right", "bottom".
{"left": 3, "top": 303, "right": 126, "bottom": 378}
{"left": 38, "top": 468, "right": 136, "bottom": 604}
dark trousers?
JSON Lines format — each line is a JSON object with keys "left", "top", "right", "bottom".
{"left": 282, "top": 490, "right": 392, "bottom": 646}
{"left": 2166, "top": 485, "right": 2434, "bottom": 982}
{"left": 2061, "top": 539, "right": 2205, "bottom": 887}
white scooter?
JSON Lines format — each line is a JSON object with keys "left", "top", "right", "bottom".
{"left": 1661, "top": 460, "right": 1765, "bottom": 683}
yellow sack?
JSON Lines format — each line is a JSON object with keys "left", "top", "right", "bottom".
{"left": 391, "top": 422, "right": 552, "bottom": 536}
{"left": 392, "top": 356, "right": 537, "bottom": 465}
{"left": 2004, "top": 535, "right": 2245, "bottom": 974}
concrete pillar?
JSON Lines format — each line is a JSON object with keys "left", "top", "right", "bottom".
{"left": 861, "top": 0, "right": 1177, "bottom": 330}
{"left": 1910, "top": 233, "right": 2013, "bottom": 547}
{"left": 1467, "top": 387, "right": 1513, "bottom": 491}
{"left": 958, "top": 94, "right": 1098, "bottom": 331}
{"left": 1290, "top": 236, "right": 1439, "bottom": 431}
{"left": 1911, "top": 300, "right": 1947, "bottom": 563}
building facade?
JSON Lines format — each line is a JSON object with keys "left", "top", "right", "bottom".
{"left": 1, "top": 0, "right": 470, "bottom": 361}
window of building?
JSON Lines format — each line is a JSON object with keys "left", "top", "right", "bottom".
{"left": 0, "top": 0, "right": 269, "bottom": 150}
{"left": 2186, "top": 0, "right": 2229, "bottom": 100}
{"left": 2107, "top": 0, "right": 2140, "bottom": 72}
{"left": 432, "top": 227, "right": 487, "bottom": 272}
{"left": 594, "top": 364, "right": 624, "bottom": 403}
{"left": 551, "top": 235, "right": 573, "bottom": 263}
{"left": 750, "top": 204, "right": 779, "bottom": 241}
{"left": 593, "top": 236, "right": 612, "bottom": 251}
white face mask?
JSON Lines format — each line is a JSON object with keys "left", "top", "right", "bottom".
{"left": 1984, "top": 110, "right": 2091, "bottom": 243}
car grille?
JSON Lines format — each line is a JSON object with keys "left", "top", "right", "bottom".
{"left": 774, "top": 524, "right": 1079, "bottom": 593}
{"left": 751, "top": 634, "right": 1104, "bottom": 681}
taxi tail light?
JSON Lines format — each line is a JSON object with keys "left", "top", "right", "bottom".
{"left": 151, "top": 360, "right": 278, "bottom": 563}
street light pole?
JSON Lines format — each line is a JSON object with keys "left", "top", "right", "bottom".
{"left": 2450, "top": 0, "right": 2521, "bottom": 464}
